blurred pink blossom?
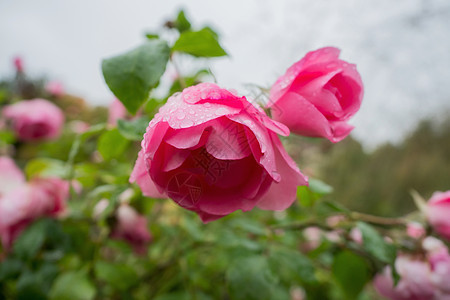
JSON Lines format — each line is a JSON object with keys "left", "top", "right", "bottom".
{"left": 407, "top": 222, "right": 426, "bottom": 239}
{"left": 426, "top": 191, "right": 450, "bottom": 240}
{"left": 45, "top": 81, "right": 64, "bottom": 96}
{"left": 0, "top": 156, "right": 69, "bottom": 250}
{"left": 2, "top": 98, "right": 65, "bottom": 141}
{"left": 108, "top": 98, "right": 128, "bottom": 126}
{"left": 112, "top": 204, "right": 152, "bottom": 254}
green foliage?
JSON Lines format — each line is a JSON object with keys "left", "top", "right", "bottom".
{"left": 332, "top": 251, "right": 370, "bottom": 300}
{"left": 49, "top": 271, "right": 96, "bottom": 300}
{"left": 174, "top": 10, "right": 191, "bottom": 32}
{"left": 357, "top": 222, "right": 396, "bottom": 265}
{"left": 94, "top": 261, "right": 138, "bottom": 291}
{"left": 97, "top": 128, "right": 130, "bottom": 160}
{"left": 117, "top": 117, "right": 150, "bottom": 141}
{"left": 226, "top": 256, "right": 278, "bottom": 300}
{"left": 102, "top": 40, "right": 170, "bottom": 114}
{"left": 173, "top": 28, "right": 227, "bottom": 57}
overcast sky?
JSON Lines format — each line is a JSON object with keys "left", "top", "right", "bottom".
{"left": 1, "top": 0, "right": 450, "bottom": 148}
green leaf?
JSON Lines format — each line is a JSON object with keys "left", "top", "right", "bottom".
{"left": 16, "top": 272, "right": 47, "bottom": 300}
{"left": 94, "top": 261, "right": 138, "bottom": 291}
{"left": 97, "top": 128, "right": 130, "bottom": 160}
{"left": 269, "top": 247, "right": 316, "bottom": 284}
{"left": 102, "top": 40, "right": 170, "bottom": 114}
{"left": 117, "top": 117, "right": 150, "bottom": 141}
{"left": 309, "top": 178, "right": 333, "bottom": 195}
{"left": 49, "top": 271, "right": 95, "bottom": 300}
{"left": 145, "top": 33, "right": 159, "bottom": 40}
{"left": 0, "top": 258, "right": 23, "bottom": 281}
{"left": 172, "top": 28, "right": 227, "bottom": 57}
{"left": 226, "top": 256, "right": 278, "bottom": 300}
{"left": 357, "top": 222, "right": 396, "bottom": 265}
{"left": 13, "top": 219, "right": 48, "bottom": 260}
{"left": 175, "top": 10, "right": 191, "bottom": 32}
{"left": 25, "top": 158, "right": 68, "bottom": 179}
{"left": 332, "top": 251, "right": 370, "bottom": 300}
{"left": 297, "top": 179, "right": 333, "bottom": 207}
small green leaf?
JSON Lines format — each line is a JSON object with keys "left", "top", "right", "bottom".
{"left": 49, "top": 271, "right": 95, "bottom": 300}
{"left": 117, "top": 117, "right": 150, "bottom": 141}
{"left": 25, "top": 158, "right": 68, "bottom": 179}
{"left": 13, "top": 219, "right": 48, "bottom": 260}
{"left": 97, "top": 128, "right": 130, "bottom": 160}
{"left": 173, "top": 28, "right": 227, "bottom": 57}
{"left": 175, "top": 10, "right": 191, "bottom": 32}
{"left": 332, "top": 251, "right": 370, "bottom": 300}
{"left": 0, "top": 258, "right": 23, "bottom": 281}
{"left": 16, "top": 272, "right": 47, "bottom": 300}
{"left": 357, "top": 222, "right": 396, "bottom": 265}
{"left": 226, "top": 256, "right": 278, "bottom": 300}
{"left": 102, "top": 40, "right": 170, "bottom": 114}
{"left": 94, "top": 261, "right": 138, "bottom": 291}
{"left": 309, "top": 178, "right": 333, "bottom": 195}
{"left": 145, "top": 33, "right": 159, "bottom": 40}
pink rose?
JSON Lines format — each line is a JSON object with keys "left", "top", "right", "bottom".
{"left": 45, "top": 81, "right": 64, "bottom": 96}
{"left": 426, "top": 191, "right": 450, "bottom": 240}
{"left": 2, "top": 99, "right": 65, "bottom": 141}
{"left": 268, "top": 47, "right": 363, "bottom": 142}
{"left": 0, "top": 156, "right": 68, "bottom": 249}
{"left": 374, "top": 255, "right": 435, "bottom": 300}
{"left": 130, "top": 83, "right": 307, "bottom": 222}
{"left": 112, "top": 204, "right": 152, "bottom": 254}
{"left": 108, "top": 98, "right": 128, "bottom": 126}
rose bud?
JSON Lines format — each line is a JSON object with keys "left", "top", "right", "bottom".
{"left": 268, "top": 47, "right": 363, "bottom": 142}
{"left": 0, "top": 157, "right": 69, "bottom": 249}
{"left": 373, "top": 255, "right": 435, "bottom": 300}
{"left": 426, "top": 191, "right": 450, "bottom": 240}
{"left": 130, "top": 83, "right": 307, "bottom": 222}
{"left": 13, "top": 56, "right": 24, "bottom": 73}
{"left": 112, "top": 204, "right": 152, "bottom": 254}
{"left": 2, "top": 98, "right": 65, "bottom": 141}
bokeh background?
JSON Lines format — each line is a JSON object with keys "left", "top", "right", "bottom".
{"left": 1, "top": 0, "right": 449, "bottom": 216}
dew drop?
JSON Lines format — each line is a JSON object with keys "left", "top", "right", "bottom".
{"left": 176, "top": 111, "right": 186, "bottom": 120}
{"left": 215, "top": 107, "right": 229, "bottom": 116}
{"left": 180, "top": 119, "right": 194, "bottom": 128}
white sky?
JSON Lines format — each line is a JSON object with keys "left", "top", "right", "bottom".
{"left": 1, "top": 0, "right": 450, "bottom": 148}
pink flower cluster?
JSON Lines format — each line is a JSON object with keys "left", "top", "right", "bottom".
{"left": 2, "top": 98, "right": 65, "bottom": 141}
{"left": 130, "top": 47, "right": 363, "bottom": 221}
{"left": 374, "top": 237, "right": 450, "bottom": 300}
{"left": 0, "top": 156, "right": 68, "bottom": 250}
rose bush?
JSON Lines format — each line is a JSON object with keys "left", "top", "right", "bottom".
{"left": 2, "top": 98, "right": 64, "bottom": 141}
{"left": 131, "top": 83, "right": 308, "bottom": 222}
{"left": 268, "top": 47, "right": 363, "bottom": 142}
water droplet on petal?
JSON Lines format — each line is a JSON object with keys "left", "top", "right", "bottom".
{"left": 176, "top": 111, "right": 186, "bottom": 120}
{"left": 180, "top": 119, "right": 194, "bottom": 128}
{"left": 215, "top": 107, "right": 229, "bottom": 116}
